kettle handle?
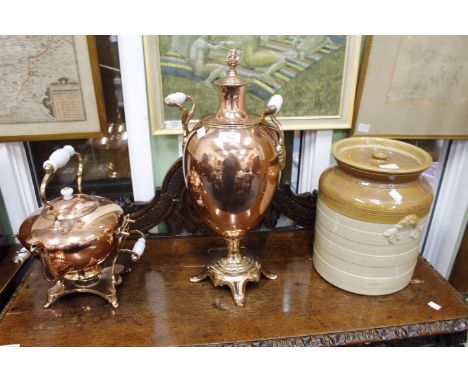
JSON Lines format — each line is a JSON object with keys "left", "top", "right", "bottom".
{"left": 40, "top": 145, "right": 83, "bottom": 210}
{"left": 262, "top": 95, "right": 286, "bottom": 170}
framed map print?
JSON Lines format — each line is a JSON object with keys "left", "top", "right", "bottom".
{"left": 352, "top": 36, "right": 468, "bottom": 139}
{"left": 0, "top": 35, "right": 106, "bottom": 142}
{"left": 144, "top": 35, "right": 362, "bottom": 134}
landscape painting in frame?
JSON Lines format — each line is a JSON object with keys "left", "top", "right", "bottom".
{"left": 145, "top": 35, "right": 361, "bottom": 133}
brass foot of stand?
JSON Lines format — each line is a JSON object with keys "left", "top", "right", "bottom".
{"left": 190, "top": 240, "right": 277, "bottom": 307}
{"left": 44, "top": 264, "right": 126, "bottom": 309}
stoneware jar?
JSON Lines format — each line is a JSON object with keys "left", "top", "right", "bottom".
{"left": 313, "top": 137, "right": 433, "bottom": 295}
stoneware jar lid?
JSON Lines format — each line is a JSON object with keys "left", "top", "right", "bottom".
{"left": 332, "top": 137, "right": 432, "bottom": 175}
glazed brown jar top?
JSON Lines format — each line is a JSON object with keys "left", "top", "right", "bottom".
{"left": 319, "top": 137, "right": 434, "bottom": 224}
{"left": 332, "top": 137, "right": 433, "bottom": 175}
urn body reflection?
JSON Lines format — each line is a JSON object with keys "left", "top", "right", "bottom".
{"left": 186, "top": 126, "right": 280, "bottom": 237}
{"left": 166, "top": 50, "right": 285, "bottom": 306}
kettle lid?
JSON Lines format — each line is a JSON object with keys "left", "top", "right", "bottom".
{"left": 41, "top": 188, "right": 99, "bottom": 221}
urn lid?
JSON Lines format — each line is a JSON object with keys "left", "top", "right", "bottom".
{"left": 203, "top": 49, "right": 262, "bottom": 127}
{"left": 332, "top": 137, "right": 432, "bottom": 175}
{"left": 213, "top": 49, "right": 249, "bottom": 87}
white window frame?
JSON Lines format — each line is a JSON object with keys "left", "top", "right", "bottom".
{"left": 0, "top": 142, "right": 38, "bottom": 234}
{"left": 422, "top": 140, "right": 468, "bottom": 278}
{"left": 297, "top": 130, "right": 333, "bottom": 193}
{"left": 117, "top": 35, "right": 155, "bottom": 203}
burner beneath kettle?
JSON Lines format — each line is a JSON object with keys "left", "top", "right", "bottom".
{"left": 44, "top": 264, "right": 126, "bottom": 308}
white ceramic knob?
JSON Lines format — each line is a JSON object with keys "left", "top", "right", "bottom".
{"left": 14, "top": 247, "right": 31, "bottom": 265}
{"left": 60, "top": 187, "right": 74, "bottom": 201}
{"left": 131, "top": 238, "right": 146, "bottom": 260}
{"left": 268, "top": 94, "right": 283, "bottom": 113}
{"left": 164, "top": 92, "right": 187, "bottom": 105}
{"left": 43, "top": 145, "right": 75, "bottom": 171}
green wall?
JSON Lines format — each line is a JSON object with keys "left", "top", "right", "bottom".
{"left": 151, "top": 135, "right": 180, "bottom": 187}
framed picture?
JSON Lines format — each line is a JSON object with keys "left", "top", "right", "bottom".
{"left": 0, "top": 35, "right": 107, "bottom": 142}
{"left": 144, "top": 35, "right": 362, "bottom": 135}
{"left": 352, "top": 36, "right": 468, "bottom": 139}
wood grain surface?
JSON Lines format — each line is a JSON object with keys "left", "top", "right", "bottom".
{"left": 0, "top": 229, "right": 467, "bottom": 346}
{"left": 0, "top": 245, "right": 25, "bottom": 297}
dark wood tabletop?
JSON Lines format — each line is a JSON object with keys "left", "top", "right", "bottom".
{"left": 0, "top": 245, "right": 24, "bottom": 298}
{"left": 0, "top": 229, "right": 467, "bottom": 346}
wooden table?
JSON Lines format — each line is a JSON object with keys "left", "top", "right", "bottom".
{"left": 0, "top": 229, "right": 467, "bottom": 346}
{"left": 0, "top": 245, "right": 27, "bottom": 312}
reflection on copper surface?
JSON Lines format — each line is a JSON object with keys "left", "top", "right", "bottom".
{"left": 186, "top": 127, "right": 278, "bottom": 237}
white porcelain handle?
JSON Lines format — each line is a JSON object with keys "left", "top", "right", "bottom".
{"left": 14, "top": 247, "right": 31, "bottom": 265}
{"left": 43, "top": 145, "right": 75, "bottom": 171}
{"left": 164, "top": 92, "right": 187, "bottom": 105}
{"left": 268, "top": 94, "right": 283, "bottom": 113}
{"left": 131, "top": 238, "right": 146, "bottom": 261}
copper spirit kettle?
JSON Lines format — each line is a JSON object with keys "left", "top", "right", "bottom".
{"left": 16, "top": 145, "right": 146, "bottom": 308}
{"left": 165, "top": 49, "right": 285, "bottom": 306}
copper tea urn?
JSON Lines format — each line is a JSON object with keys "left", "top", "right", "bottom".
{"left": 16, "top": 145, "right": 146, "bottom": 308}
{"left": 165, "top": 50, "right": 285, "bottom": 306}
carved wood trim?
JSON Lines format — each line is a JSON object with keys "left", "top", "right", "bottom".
{"left": 129, "top": 158, "right": 317, "bottom": 234}
{"left": 203, "top": 318, "right": 468, "bottom": 347}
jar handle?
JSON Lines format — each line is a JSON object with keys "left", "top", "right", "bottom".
{"left": 383, "top": 214, "right": 421, "bottom": 244}
{"left": 40, "top": 145, "right": 83, "bottom": 211}
{"left": 262, "top": 95, "right": 286, "bottom": 170}
{"left": 164, "top": 92, "right": 196, "bottom": 144}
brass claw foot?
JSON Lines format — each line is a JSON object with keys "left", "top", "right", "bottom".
{"left": 227, "top": 280, "right": 247, "bottom": 307}
{"left": 190, "top": 236, "right": 277, "bottom": 307}
{"left": 261, "top": 268, "right": 278, "bottom": 280}
{"left": 189, "top": 268, "right": 210, "bottom": 283}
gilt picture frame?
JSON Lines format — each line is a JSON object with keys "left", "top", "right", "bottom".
{"left": 0, "top": 35, "right": 107, "bottom": 142}
{"left": 352, "top": 35, "right": 468, "bottom": 139}
{"left": 144, "top": 35, "right": 362, "bottom": 135}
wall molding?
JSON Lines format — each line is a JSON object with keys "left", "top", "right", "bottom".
{"left": 0, "top": 142, "right": 38, "bottom": 234}
{"left": 298, "top": 130, "right": 333, "bottom": 193}
{"left": 423, "top": 140, "right": 468, "bottom": 278}
{"left": 118, "top": 35, "right": 155, "bottom": 202}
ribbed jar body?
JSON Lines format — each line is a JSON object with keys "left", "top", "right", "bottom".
{"left": 313, "top": 138, "right": 433, "bottom": 295}
{"left": 184, "top": 121, "right": 280, "bottom": 239}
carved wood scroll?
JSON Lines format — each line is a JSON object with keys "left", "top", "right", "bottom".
{"left": 128, "top": 158, "right": 317, "bottom": 235}
{"left": 206, "top": 318, "right": 468, "bottom": 347}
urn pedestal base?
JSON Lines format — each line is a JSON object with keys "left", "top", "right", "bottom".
{"left": 190, "top": 238, "right": 277, "bottom": 307}
{"left": 44, "top": 264, "right": 127, "bottom": 308}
